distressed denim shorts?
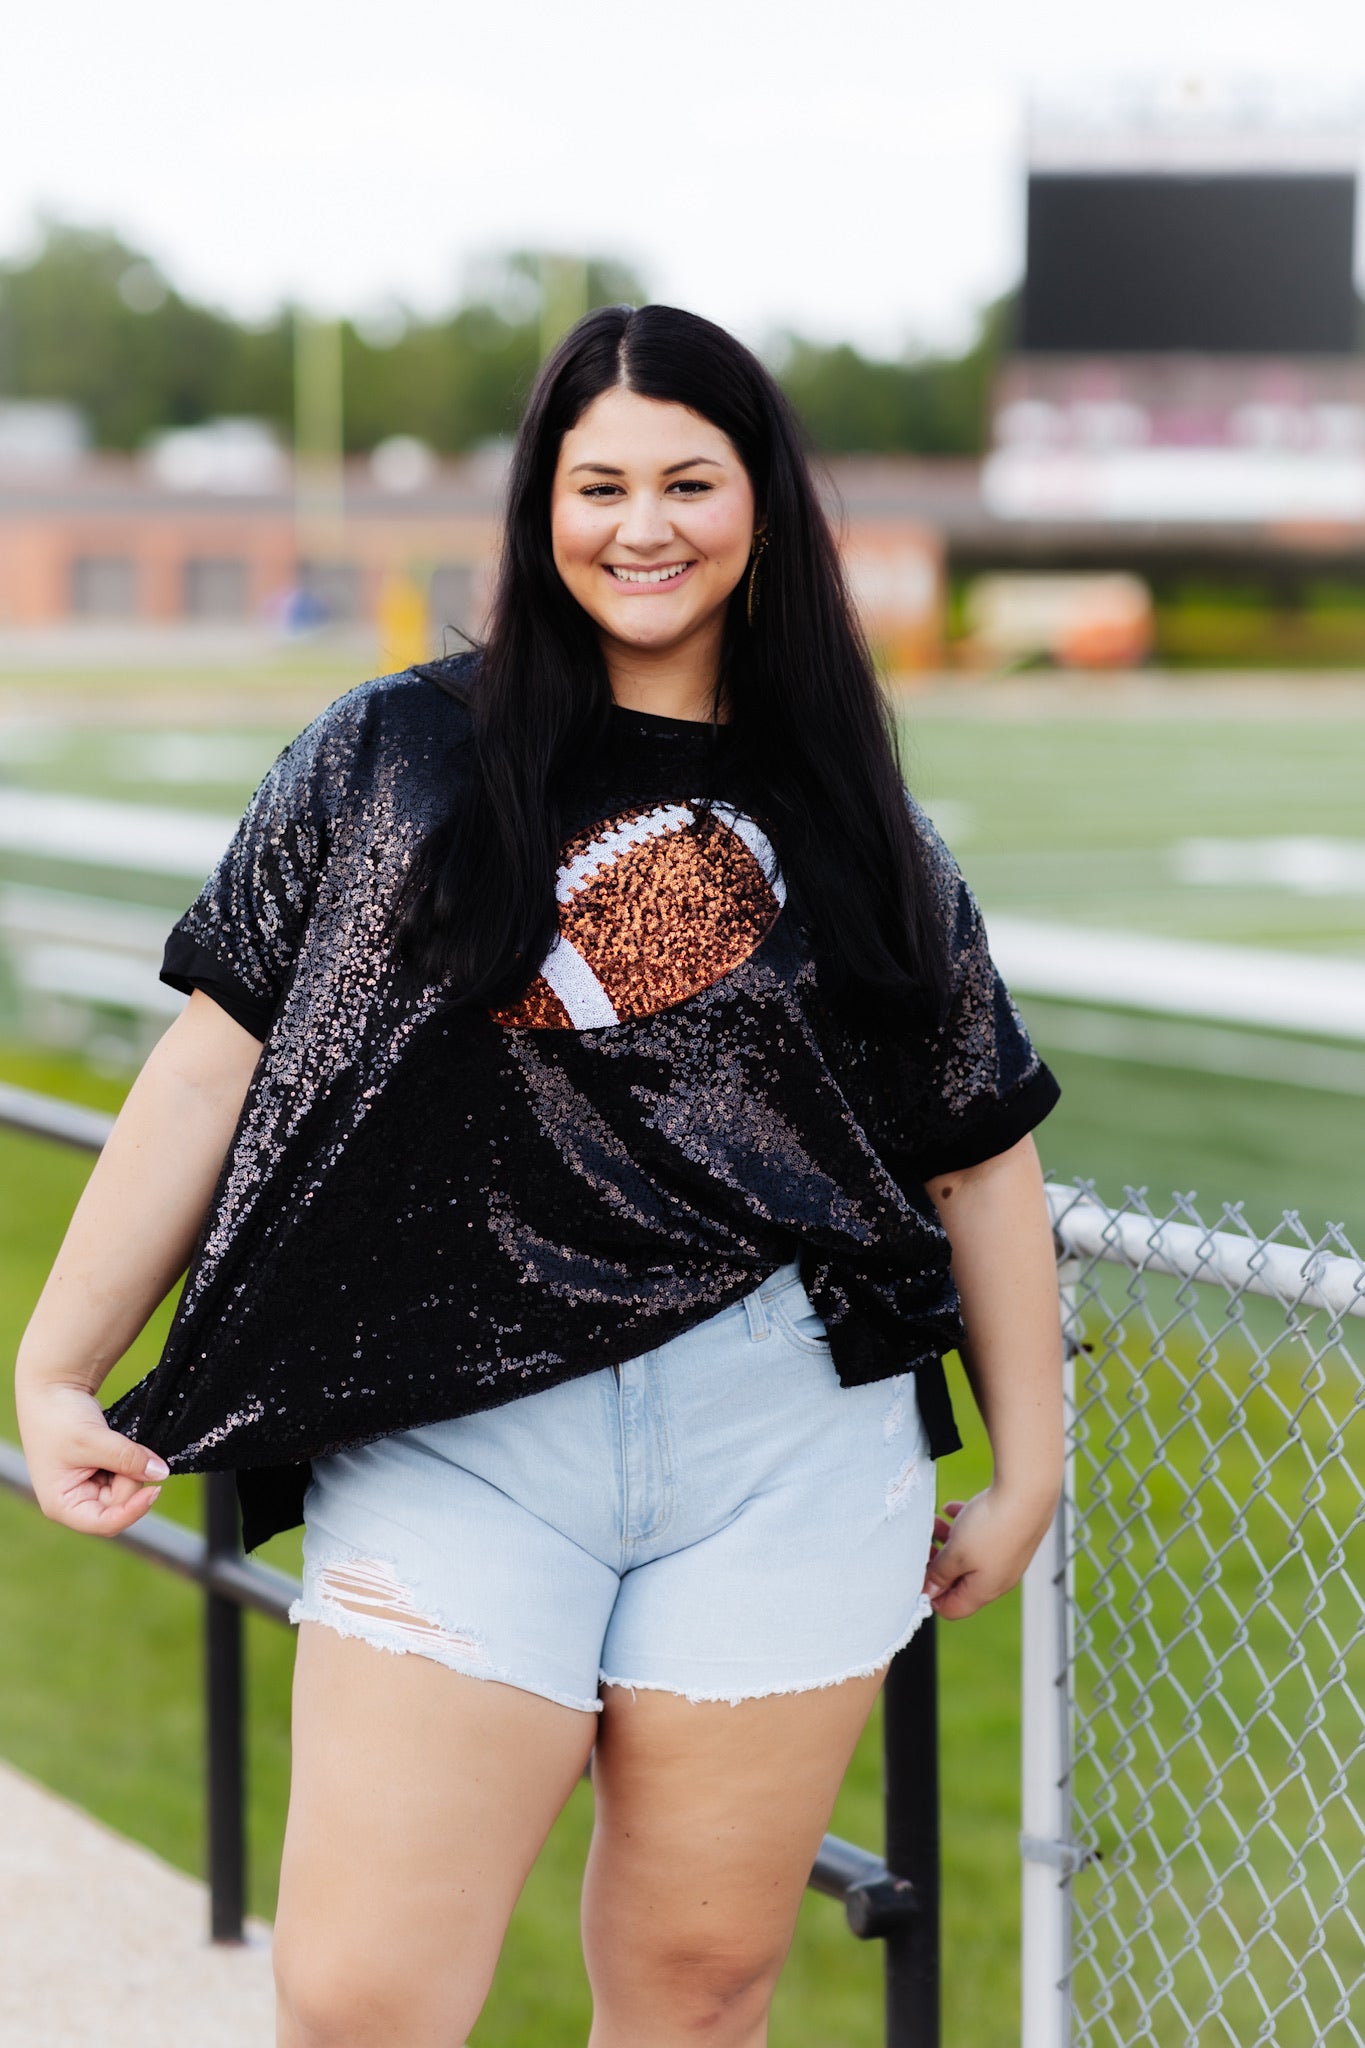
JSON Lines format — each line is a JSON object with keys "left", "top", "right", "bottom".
{"left": 289, "top": 1259, "right": 937, "bottom": 1713}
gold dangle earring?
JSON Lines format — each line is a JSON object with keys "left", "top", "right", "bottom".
{"left": 746, "top": 523, "right": 768, "bottom": 629}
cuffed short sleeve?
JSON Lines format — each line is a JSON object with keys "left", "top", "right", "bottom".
{"left": 907, "top": 796, "right": 1060, "bottom": 1181}
{"left": 158, "top": 702, "right": 359, "bottom": 1041}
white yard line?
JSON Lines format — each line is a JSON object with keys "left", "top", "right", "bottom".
{"left": 0, "top": 1758, "right": 274, "bottom": 2047}
{"left": 988, "top": 916, "right": 1365, "bottom": 1042}
{"left": 0, "top": 790, "right": 235, "bottom": 876}
{"left": 1021, "top": 1001, "right": 1365, "bottom": 1095}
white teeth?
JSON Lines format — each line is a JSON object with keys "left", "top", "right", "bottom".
{"left": 608, "top": 562, "right": 691, "bottom": 585}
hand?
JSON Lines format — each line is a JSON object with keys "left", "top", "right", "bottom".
{"left": 16, "top": 1381, "right": 170, "bottom": 1537}
{"left": 921, "top": 1483, "right": 1059, "bottom": 1622}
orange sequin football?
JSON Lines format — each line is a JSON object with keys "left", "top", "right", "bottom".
{"left": 491, "top": 800, "right": 786, "bottom": 1030}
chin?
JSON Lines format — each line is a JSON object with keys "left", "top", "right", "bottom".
{"left": 607, "top": 614, "right": 695, "bottom": 648}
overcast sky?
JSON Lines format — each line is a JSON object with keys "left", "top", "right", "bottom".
{"left": 6, "top": 0, "right": 1364, "bottom": 357}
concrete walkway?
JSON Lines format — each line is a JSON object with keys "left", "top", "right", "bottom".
{"left": 0, "top": 1758, "right": 275, "bottom": 2047}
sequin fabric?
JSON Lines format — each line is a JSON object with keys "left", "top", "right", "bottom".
{"left": 105, "top": 658, "right": 1059, "bottom": 1549}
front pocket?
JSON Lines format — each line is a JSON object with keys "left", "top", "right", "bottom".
{"left": 769, "top": 1285, "right": 833, "bottom": 1355}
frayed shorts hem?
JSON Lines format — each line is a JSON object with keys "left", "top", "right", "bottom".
{"left": 598, "top": 1591, "right": 936, "bottom": 1707}
{"left": 290, "top": 1587, "right": 936, "bottom": 1715}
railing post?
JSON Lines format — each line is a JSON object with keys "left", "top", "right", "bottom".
{"left": 882, "top": 1616, "right": 939, "bottom": 2048}
{"left": 1019, "top": 1257, "right": 1080, "bottom": 2048}
{"left": 205, "top": 1470, "right": 247, "bottom": 1943}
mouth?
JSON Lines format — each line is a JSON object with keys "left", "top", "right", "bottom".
{"left": 603, "top": 560, "right": 696, "bottom": 590}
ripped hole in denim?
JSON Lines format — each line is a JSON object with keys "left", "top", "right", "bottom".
{"left": 314, "top": 1556, "right": 489, "bottom": 1663}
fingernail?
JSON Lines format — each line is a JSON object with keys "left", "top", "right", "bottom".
{"left": 144, "top": 1457, "right": 170, "bottom": 1481}
{"left": 145, "top": 1486, "right": 162, "bottom": 1504}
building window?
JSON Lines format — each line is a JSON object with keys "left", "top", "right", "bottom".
{"left": 182, "top": 557, "right": 249, "bottom": 620}
{"left": 70, "top": 556, "right": 137, "bottom": 619}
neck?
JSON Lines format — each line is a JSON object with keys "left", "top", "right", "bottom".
{"left": 601, "top": 616, "right": 729, "bottom": 724}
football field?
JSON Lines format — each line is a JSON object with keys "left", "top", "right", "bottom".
{"left": 901, "top": 678, "right": 1365, "bottom": 1245}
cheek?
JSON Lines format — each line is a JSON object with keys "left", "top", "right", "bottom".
{"left": 550, "top": 500, "right": 600, "bottom": 574}
{"left": 684, "top": 496, "right": 753, "bottom": 565}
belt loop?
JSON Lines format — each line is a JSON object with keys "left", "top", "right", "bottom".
{"left": 744, "top": 1284, "right": 770, "bottom": 1343}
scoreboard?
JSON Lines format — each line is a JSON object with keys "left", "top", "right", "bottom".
{"left": 1020, "top": 173, "right": 1360, "bottom": 356}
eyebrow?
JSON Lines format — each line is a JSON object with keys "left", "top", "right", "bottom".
{"left": 567, "top": 456, "right": 726, "bottom": 477}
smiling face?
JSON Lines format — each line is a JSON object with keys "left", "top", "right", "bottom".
{"left": 549, "top": 386, "right": 758, "bottom": 700}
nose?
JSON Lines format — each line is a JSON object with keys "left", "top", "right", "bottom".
{"left": 612, "top": 491, "right": 675, "bottom": 553}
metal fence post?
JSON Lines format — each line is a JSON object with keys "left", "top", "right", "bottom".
{"left": 883, "top": 1615, "right": 940, "bottom": 2048}
{"left": 205, "top": 1470, "right": 247, "bottom": 1943}
{"left": 1019, "top": 1256, "right": 1080, "bottom": 2048}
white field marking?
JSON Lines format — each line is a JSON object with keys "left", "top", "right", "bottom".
{"left": 0, "top": 723, "right": 60, "bottom": 766}
{"left": 0, "top": 882, "right": 171, "bottom": 956}
{"left": 1021, "top": 1001, "right": 1365, "bottom": 1097}
{"left": 107, "top": 733, "right": 278, "bottom": 786}
{"left": 1172, "top": 836, "right": 1365, "bottom": 895}
{"left": 537, "top": 934, "right": 619, "bottom": 1028}
{"left": 0, "top": 789, "right": 234, "bottom": 876}
{"left": 16, "top": 943, "right": 184, "bottom": 1016}
{"left": 555, "top": 804, "right": 695, "bottom": 903}
{"left": 988, "top": 915, "right": 1365, "bottom": 1042}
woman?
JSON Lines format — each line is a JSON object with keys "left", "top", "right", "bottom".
{"left": 16, "top": 304, "right": 1064, "bottom": 2048}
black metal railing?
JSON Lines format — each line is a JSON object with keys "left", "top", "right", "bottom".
{"left": 1, "top": 1080, "right": 941, "bottom": 2045}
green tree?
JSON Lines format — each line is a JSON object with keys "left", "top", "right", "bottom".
{"left": 0, "top": 215, "right": 1011, "bottom": 458}
{"left": 341, "top": 251, "right": 648, "bottom": 453}
{"left": 773, "top": 293, "right": 1015, "bottom": 456}
{"left": 0, "top": 218, "right": 291, "bottom": 448}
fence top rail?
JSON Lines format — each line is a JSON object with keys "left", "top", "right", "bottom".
{"left": 0, "top": 1080, "right": 113, "bottom": 1152}
{"left": 1046, "top": 1181, "right": 1365, "bottom": 1322}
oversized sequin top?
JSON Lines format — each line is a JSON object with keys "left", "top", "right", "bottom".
{"left": 104, "top": 658, "right": 1059, "bottom": 1549}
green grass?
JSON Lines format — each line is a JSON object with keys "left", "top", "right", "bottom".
{"left": 903, "top": 712, "right": 1365, "bottom": 960}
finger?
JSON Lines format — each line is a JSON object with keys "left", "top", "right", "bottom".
{"left": 86, "top": 1428, "right": 171, "bottom": 1486}
{"left": 929, "top": 1580, "right": 984, "bottom": 1621}
{"left": 62, "top": 1468, "right": 142, "bottom": 1514}
{"left": 923, "top": 1543, "right": 961, "bottom": 1597}
{"left": 66, "top": 1484, "right": 162, "bottom": 1537}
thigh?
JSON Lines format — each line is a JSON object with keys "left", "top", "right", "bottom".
{"left": 581, "top": 1673, "right": 884, "bottom": 2045}
{"left": 275, "top": 1622, "right": 597, "bottom": 2045}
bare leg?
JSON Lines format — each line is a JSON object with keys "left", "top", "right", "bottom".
{"left": 582, "top": 1670, "right": 886, "bottom": 2048}
{"left": 274, "top": 1622, "right": 598, "bottom": 2048}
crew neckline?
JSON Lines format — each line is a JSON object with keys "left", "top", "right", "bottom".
{"left": 609, "top": 701, "right": 732, "bottom": 735}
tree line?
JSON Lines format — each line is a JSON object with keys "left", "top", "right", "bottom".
{"left": 0, "top": 219, "right": 1010, "bottom": 458}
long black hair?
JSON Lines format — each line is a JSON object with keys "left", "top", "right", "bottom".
{"left": 397, "top": 302, "right": 949, "bottom": 1027}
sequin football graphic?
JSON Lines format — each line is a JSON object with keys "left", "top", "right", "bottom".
{"left": 491, "top": 800, "right": 787, "bottom": 1029}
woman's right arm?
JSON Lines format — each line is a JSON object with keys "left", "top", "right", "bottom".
{"left": 14, "top": 989, "right": 263, "bottom": 1538}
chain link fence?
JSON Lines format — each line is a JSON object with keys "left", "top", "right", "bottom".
{"left": 1023, "top": 1184, "right": 1365, "bottom": 2048}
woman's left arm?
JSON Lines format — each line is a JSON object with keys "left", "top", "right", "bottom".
{"left": 920, "top": 1132, "right": 1064, "bottom": 1621}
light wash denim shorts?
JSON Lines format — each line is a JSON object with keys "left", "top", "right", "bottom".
{"left": 289, "top": 1259, "right": 937, "bottom": 1712}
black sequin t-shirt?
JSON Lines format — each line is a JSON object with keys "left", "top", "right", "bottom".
{"left": 105, "top": 661, "right": 1059, "bottom": 1549}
